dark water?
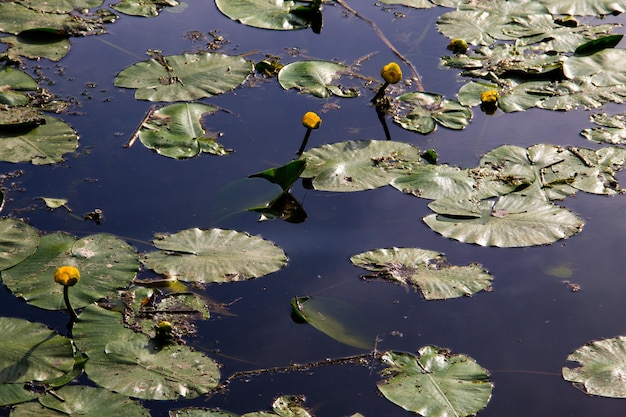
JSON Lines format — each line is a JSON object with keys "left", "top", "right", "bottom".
{"left": 2, "top": 1, "right": 626, "bottom": 416}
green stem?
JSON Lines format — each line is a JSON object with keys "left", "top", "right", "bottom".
{"left": 296, "top": 129, "right": 312, "bottom": 156}
{"left": 63, "top": 285, "right": 78, "bottom": 321}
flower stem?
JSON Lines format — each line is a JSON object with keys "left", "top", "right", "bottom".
{"left": 297, "top": 129, "right": 312, "bottom": 156}
{"left": 372, "top": 81, "right": 389, "bottom": 103}
{"left": 63, "top": 285, "right": 78, "bottom": 321}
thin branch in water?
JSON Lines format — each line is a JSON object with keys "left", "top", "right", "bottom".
{"left": 124, "top": 104, "right": 157, "bottom": 148}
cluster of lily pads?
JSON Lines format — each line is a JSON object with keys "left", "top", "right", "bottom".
{"left": 3, "top": 0, "right": 626, "bottom": 416}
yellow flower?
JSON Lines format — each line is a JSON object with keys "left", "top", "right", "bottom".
{"left": 480, "top": 90, "right": 499, "bottom": 105}
{"left": 54, "top": 266, "right": 80, "bottom": 287}
{"left": 381, "top": 62, "right": 402, "bottom": 84}
{"left": 302, "top": 112, "right": 322, "bottom": 129}
{"left": 447, "top": 38, "right": 468, "bottom": 54}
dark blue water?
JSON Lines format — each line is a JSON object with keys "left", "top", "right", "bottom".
{"left": 2, "top": 1, "right": 626, "bottom": 416}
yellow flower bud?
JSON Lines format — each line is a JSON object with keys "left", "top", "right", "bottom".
{"left": 480, "top": 90, "right": 499, "bottom": 105}
{"left": 447, "top": 38, "right": 468, "bottom": 54}
{"left": 381, "top": 62, "right": 402, "bottom": 84}
{"left": 302, "top": 112, "right": 322, "bottom": 129}
{"left": 54, "top": 266, "right": 80, "bottom": 287}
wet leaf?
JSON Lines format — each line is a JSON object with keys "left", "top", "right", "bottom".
{"left": 378, "top": 348, "right": 492, "bottom": 417}
{"left": 351, "top": 247, "right": 493, "bottom": 300}
{"left": 537, "top": 0, "right": 626, "bottom": 16}
{"left": 575, "top": 34, "right": 624, "bottom": 56}
{"left": 141, "top": 228, "right": 287, "bottom": 283}
{"left": 0, "top": 383, "right": 40, "bottom": 407}
{"left": 291, "top": 296, "right": 376, "bottom": 349}
{"left": 249, "top": 159, "right": 306, "bottom": 192}
{"left": 1, "top": 33, "right": 71, "bottom": 62}
{"left": 563, "top": 336, "right": 626, "bottom": 398}
{"left": 215, "top": 0, "right": 312, "bottom": 30}
{"left": 0, "top": 66, "right": 38, "bottom": 106}
{"left": 278, "top": 60, "right": 359, "bottom": 98}
{"left": 111, "top": 0, "right": 179, "bottom": 17}
{"left": 0, "top": 218, "right": 39, "bottom": 271}
{"left": 114, "top": 52, "right": 253, "bottom": 102}
{"left": 2, "top": 233, "right": 139, "bottom": 310}
{"left": 300, "top": 140, "right": 423, "bottom": 192}
{"left": 379, "top": 0, "right": 437, "bottom": 9}
{"left": 0, "top": 2, "right": 104, "bottom": 36}
{"left": 40, "top": 197, "right": 68, "bottom": 210}
{"left": 139, "top": 103, "right": 227, "bottom": 159}
{"left": 564, "top": 49, "right": 626, "bottom": 87}
{"left": 393, "top": 92, "right": 472, "bottom": 134}
{"left": 581, "top": 112, "right": 626, "bottom": 144}
{"left": 423, "top": 194, "right": 584, "bottom": 247}
{"left": 15, "top": 0, "right": 105, "bottom": 14}
{"left": 537, "top": 80, "right": 626, "bottom": 111}
{"left": 0, "top": 317, "right": 74, "bottom": 384}
{"left": 73, "top": 304, "right": 220, "bottom": 400}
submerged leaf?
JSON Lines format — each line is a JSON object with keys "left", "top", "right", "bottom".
{"left": 351, "top": 247, "right": 492, "bottom": 299}
{"left": 378, "top": 348, "right": 492, "bottom": 417}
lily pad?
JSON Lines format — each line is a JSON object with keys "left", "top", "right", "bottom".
{"left": 141, "top": 228, "right": 287, "bottom": 283}
{"left": 114, "top": 52, "right": 253, "bottom": 102}
{"left": 0, "top": 317, "right": 74, "bottom": 384}
{"left": 423, "top": 194, "right": 584, "bottom": 247}
{"left": 215, "top": 0, "right": 312, "bottom": 30}
{"left": 0, "top": 33, "right": 70, "bottom": 62}
{"left": 300, "top": 140, "right": 424, "bottom": 192}
{"left": 581, "top": 112, "right": 626, "bottom": 144}
{"left": 0, "top": 3, "right": 104, "bottom": 36}
{"left": 537, "top": 0, "right": 626, "bottom": 16}
{"left": 73, "top": 304, "right": 220, "bottom": 400}
{"left": 278, "top": 60, "right": 359, "bottom": 98}
{"left": 139, "top": 102, "right": 229, "bottom": 159}
{"left": 0, "top": 115, "right": 79, "bottom": 165}
{"left": 15, "top": 0, "right": 105, "bottom": 13}
{"left": 111, "top": 0, "right": 179, "bottom": 17}
{"left": 563, "top": 336, "right": 626, "bottom": 398}
{"left": 393, "top": 92, "right": 472, "bottom": 134}
{"left": 0, "top": 218, "right": 39, "bottom": 271}
{"left": 1, "top": 233, "right": 139, "bottom": 310}
{"left": 378, "top": 348, "right": 492, "bottom": 417}
{"left": 351, "top": 247, "right": 493, "bottom": 300}
{"left": 564, "top": 49, "right": 626, "bottom": 87}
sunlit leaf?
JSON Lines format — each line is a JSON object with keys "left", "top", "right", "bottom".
{"left": 1, "top": 233, "right": 139, "bottom": 310}
{"left": 378, "top": 348, "right": 492, "bottom": 417}
{"left": 351, "top": 247, "right": 493, "bottom": 300}
{"left": 170, "top": 409, "right": 238, "bottom": 417}
{"left": 0, "top": 66, "right": 37, "bottom": 106}
{"left": 215, "top": 0, "right": 312, "bottom": 30}
{"left": 564, "top": 49, "right": 626, "bottom": 87}
{"left": 0, "top": 317, "right": 74, "bottom": 384}
{"left": 111, "top": 0, "right": 179, "bottom": 17}
{"left": 291, "top": 296, "right": 376, "bottom": 349}
{"left": 423, "top": 194, "right": 584, "bottom": 247}
{"left": 537, "top": 80, "right": 626, "bottom": 110}
{"left": 537, "top": 0, "right": 626, "bottom": 16}
{"left": 393, "top": 92, "right": 472, "bottom": 134}
{"left": 575, "top": 34, "right": 624, "bottom": 56}
{"left": 73, "top": 304, "right": 220, "bottom": 400}
{"left": 15, "top": 0, "right": 104, "bottom": 13}
{"left": 0, "top": 33, "right": 70, "bottom": 62}
{"left": 114, "top": 52, "right": 253, "bottom": 102}
{"left": 0, "top": 218, "right": 39, "bottom": 271}
{"left": 563, "top": 336, "right": 626, "bottom": 398}
{"left": 0, "top": 115, "right": 78, "bottom": 165}
{"left": 278, "top": 61, "right": 359, "bottom": 98}
{"left": 141, "top": 228, "right": 287, "bottom": 283}
{"left": 300, "top": 140, "right": 423, "bottom": 192}
{"left": 0, "top": 383, "right": 40, "bottom": 407}
{"left": 581, "top": 112, "right": 626, "bottom": 144}
{"left": 249, "top": 159, "right": 306, "bottom": 192}
{"left": 378, "top": 0, "right": 437, "bottom": 9}
{"left": 0, "top": 2, "right": 104, "bottom": 36}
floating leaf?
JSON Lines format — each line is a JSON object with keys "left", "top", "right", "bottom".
{"left": 249, "top": 159, "right": 306, "bottom": 192}
{"left": 141, "top": 228, "right": 287, "bottom": 283}
{"left": 575, "top": 34, "right": 624, "bottom": 56}
{"left": 114, "top": 52, "right": 253, "bottom": 102}
{"left": 0, "top": 115, "right": 78, "bottom": 165}
{"left": 0, "top": 218, "right": 39, "bottom": 271}
{"left": 537, "top": 0, "right": 626, "bottom": 16}
{"left": 15, "top": 0, "right": 105, "bottom": 13}
{"left": 351, "top": 248, "right": 493, "bottom": 300}
{"left": 537, "top": 80, "right": 626, "bottom": 111}
{"left": 73, "top": 305, "right": 220, "bottom": 400}
{"left": 0, "top": 317, "right": 74, "bottom": 384}
{"left": 563, "top": 336, "right": 626, "bottom": 398}
{"left": 170, "top": 409, "right": 238, "bottom": 417}
{"left": 215, "top": 0, "right": 312, "bottom": 30}
{"left": 40, "top": 197, "right": 69, "bottom": 210}
{"left": 138, "top": 103, "right": 228, "bottom": 159}
{"left": 0, "top": 3, "right": 104, "bottom": 36}
{"left": 564, "top": 49, "right": 626, "bottom": 87}
{"left": 379, "top": 0, "right": 437, "bottom": 9}
{"left": 278, "top": 60, "right": 358, "bottom": 98}
{"left": 581, "top": 112, "right": 626, "bottom": 144}
{"left": 291, "top": 296, "right": 376, "bottom": 349}
{"left": 111, "top": 0, "right": 179, "bottom": 17}
{"left": 378, "top": 348, "right": 492, "bottom": 417}
{"left": 0, "top": 66, "right": 38, "bottom": 107}
{"left": 0, "top": 383, "right": 40, "bottom": 407}
{"left": 393, "top": 92, "right": 472, "bottom": 134}
{"left": 423, "top": 194, "right": 584, "bottom": 247}
{"left": 300, "top": 140, "right": 423, "bottom": 192}
{"left": 2, "top": 233, "right": 139, "bottom": 310}
{"left": 0, "top": 32, "right": 71, "bottom": 62}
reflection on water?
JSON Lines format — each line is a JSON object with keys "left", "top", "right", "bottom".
{"left": 2, "top": 1, "right": 626, "bottom": 416}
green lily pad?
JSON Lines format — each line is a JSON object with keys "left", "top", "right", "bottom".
{"left": 1, "top": 233, "right": 139, "bottom": 310}
{"left": 138, "top": 102, "right": 229, "bottom": 159}
{"left": 423, "top": 194, "right": 584, "bottom": 247}
{"left": 537, "top": 80, "right": 626, "bottom": 111}
{"left": 0, "top": 33, "right": 71, "bottom": 62}
{"left": 111, "top": 0, "right": 179, "bottom": 17}
{"left": 0, "top": 317, "right": 74, "bottom": 384}
{"left": 379, "top": 0, "right": 437, "bottom": 9}
{"left": 300, "top": 140, "right": 423, "bottom": 192}
{"left": 15, "top": 0, "right": 105, "bottom": 13}
{"left": 249, "top": 159, "right": 306, "bottom": 192}
{"left": 170, "top": 410, "right": 238, "bottom": 417}
{"left": 581, "top": 112, "right": 626, "bottom": 144}
{"left": 0, "top": 107, "right": 45, "bottom": 128}
{"left": 141, "top": 228, "right": 288, "bottom": 283}
{"left": 278, "top": 60, "right": 359, "bottom": 98}
{"left": 215, "top": 0, "right": 312, "bottom": 30}
{"left": 0, "top": 3, "right": 104, "bottom": 36}
{"left": 563, "top": 336, "right": 626, "bottom": 398}
{"left": 73, "top": 304, "right": 220, "bottom": 400}
{"left": 0, "top": 219, "right": 39, "bottom": 271}
{"left": 351, "top": 247, "right": 493, "bottom": 300}
{"left": 114, "top": 52, "right": 253, "bottom": 102}
{"left": 291, "top": 296, "right": 376, "bottom": 349}
{"left": 564, "top": 49, "right": 626, "bottom": 87}
{"left": 393, "top": 92, "right": 472, "bottom": 134}
{"left": 537, "top": 0, "right": 626, "bottom": 16}
{"left": 0, "top": 383, "right": 40, "bottom": 407}
{"left": 0, "top": 115, "right": 79, "bottom": 165}
{"left": 0, "top": 66, "right": 37, "bottom": 106}
{"left": 378, "top": 348, "right": 492, "bottom": 417}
